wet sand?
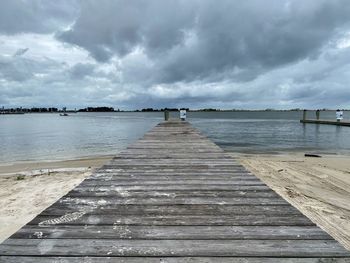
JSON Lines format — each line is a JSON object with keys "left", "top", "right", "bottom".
{"left": 240, "top": 153, "right": 350, "bottom": 250}
{"left": 0, "top": 156, "right": 112, "bottom": 243}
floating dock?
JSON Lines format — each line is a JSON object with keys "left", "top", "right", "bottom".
{"left": 0, "top": 121, "right": 349, "bottom": 262}
{"left": 300, "top": 119, "right": 350, "bottom": 126}
{"left": 300, "top": 110, "right": 350, "bottom": 126}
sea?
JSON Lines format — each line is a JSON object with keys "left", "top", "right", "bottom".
{"left": 1, "top": 111, "right": 350, "bottom": 164}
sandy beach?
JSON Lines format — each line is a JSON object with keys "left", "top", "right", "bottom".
{"left": 240, "top": 153, "right": 350, "bottom": 250}
{"left": 0, "top": 156, "right": 112, "bottom": 243}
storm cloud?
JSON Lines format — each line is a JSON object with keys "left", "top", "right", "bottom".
{"left": 1, "top": 0, "right": 350, "bottom": 109}
{"left": 0, "top": 0, "right": 78, "bottom": 35}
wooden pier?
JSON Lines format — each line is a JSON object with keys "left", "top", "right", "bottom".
{"left": 300, "top": 109, "right": 350, "bottom": 126}
{"left": 0, "top": 121, "right": 349, "bottom": 262}
{"left": 300, "top": 119, "right": 350, "bottom": 126}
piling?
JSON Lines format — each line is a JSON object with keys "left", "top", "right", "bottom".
{"left": 316, "top": 110, "right": 320, "bottom": 120}
{"left": 164, "top": 110, "right": 169, "bottom": 121}
{"left": 303, "top": 109, "right": 307, "bottom": 121}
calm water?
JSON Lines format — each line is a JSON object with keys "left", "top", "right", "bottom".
{"left": 189, "top": 111, "right": 350, "bottom": 154}
{"left": 1, "top": 111, "right": 350, "bottom": 164}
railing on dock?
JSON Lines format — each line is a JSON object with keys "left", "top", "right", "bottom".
{"left": 301, "top": 110, "right": 350, "bottom": 126}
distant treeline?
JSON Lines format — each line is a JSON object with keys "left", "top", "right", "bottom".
{"left": 1, "top": 106, "right": 119, "bottom": 113}
{"left": 2, "top": 107, "right": 349, "bottom": 114}
{"left": 78, "top": 107, "right": 118, "bottom": 112}
{"left": 1, "top": 107, "right": 59, "bottom": 113}
{"left": 137, "top": 108, "right": 189, "bottom": 112}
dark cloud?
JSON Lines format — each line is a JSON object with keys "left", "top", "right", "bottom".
{"left": 1, "top": 0, "right": 350, "bottom": 109}
{"left": 58, "top": 0, "right": 350, "bottom": 84}
{"left": 0, "top": 54, "right": 61, "bottom": 82}
{"left": 57, "top": 0, "right": 196, "bottom": 62}
{"left": 0, "top": 55, "right": 33, "bottom": 81}
{"left": 69, "top": 63, "right": 95, "bottom": 79}
{"left": 13, "top": 48, "right": 29, "bottom": 57}
{"left": 0, "top": 0, "right": 78, "bottom": 34}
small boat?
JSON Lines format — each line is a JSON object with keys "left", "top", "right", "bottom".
{"left": 59, "top": 113, "right": 69, "bottom": 116}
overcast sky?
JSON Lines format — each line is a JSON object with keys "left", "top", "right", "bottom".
{"left": 1, "top": 0, "right": 350, "bottom": 109}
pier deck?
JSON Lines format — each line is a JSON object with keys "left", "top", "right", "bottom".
{"left": 1, "top": 121, "right": 349, "bottom": 262}
{"left": 300, "top": 119, "right": 350, "bottom": 126}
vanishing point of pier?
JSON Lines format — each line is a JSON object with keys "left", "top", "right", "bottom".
{"left": 0, "top": 121, "right": 349, "bottom": 262}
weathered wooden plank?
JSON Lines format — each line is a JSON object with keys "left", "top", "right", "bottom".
{"left": 29, "top": 214, "right": 314, "bottom": 226}
{"left": 1, "top": 239, "right": 348, "bottom": 257}
{"left": 66, "top": 189, "right": 280, "bottom": 198}
{"left": 95, "top": 169, "right": 251, "bottom": 174}
{"left": 113, "top": 154, "right": 236, "bottom": 159}
{"left": 41, "top": 204, "right": 301, "bottom": 216}
{"left": 89, "top": 175, "right": 258, "bottom": 181}
{"left": 102, "top": 164, "right": 243, "bottom": 168}
{"left": 1, "top": 257, "right": 350, "bottom": 263}
{"left": 86, "top": 174, "right": 259, "bottom": 180}
{"left": 11, "top": 225, "right": 331, "bottom": 240}
{"left": 125, "top": 147, "right": 223, "bottom": 151}
{"left": 80, "top": 180, "right": 266, "bottom": 187}
{"left": 129, "top": 142, "right": 220, "bottom": 145}
{"left": 110, "top": 158, "right": 238, "bottom": 162}
{"left": 81, "top": 179, "right": 264, "bottom": 186}
{"left": 124, "top": 141, "right": 223, "bottom": 145}
{"left": 107, "top": 161, "right": 241, "bottom": 165}
{"left": 54, "top": 196, "right": 288, "bottom": 206}
{"left": 75, "top": 185, "right": 272, "bottom": 191}
{"left": 112, "top": 153, "right": 233, "bottom": 157}
{"left": 126, "top": 147, "right": 224, "bottom": 152}
{"left": 98, "top": 167, "right": 248, "bottom": 172}
{"left": 126, "top": 146, "right": 222, "bottom": 150}
{"left": 96, "top": 170, "right": 251, "bottom": 175}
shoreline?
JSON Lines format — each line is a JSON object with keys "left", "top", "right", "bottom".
{"left": 0, "top": 155, "right": 113, "bottom": 243}
{"left": 0, "top": 155, "right": 114, "bottom": 177}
